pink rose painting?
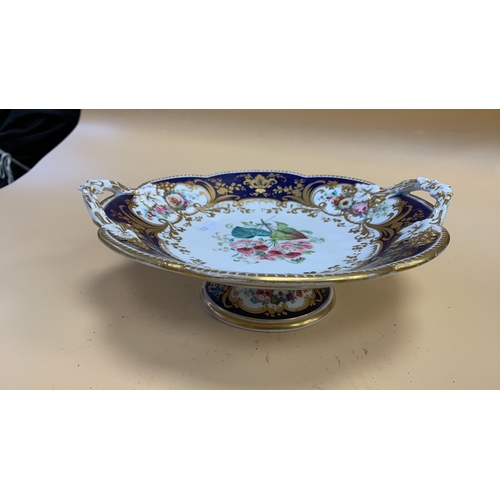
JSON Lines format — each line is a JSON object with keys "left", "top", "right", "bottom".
{"left": 139, "top": 187, "right": 198, "bottom": 224}
{"left": 352, "top": 202, "right": 368, "bottom": 215}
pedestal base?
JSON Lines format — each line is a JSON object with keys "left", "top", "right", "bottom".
{"left": 200, "top": 282, "right": 335, "bottom": 332}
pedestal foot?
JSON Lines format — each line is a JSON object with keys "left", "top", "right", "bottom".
{"left": 200, "top": 282, "right": 335, "bottom": 332}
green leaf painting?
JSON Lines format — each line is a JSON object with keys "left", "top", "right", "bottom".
{"left": 231, "top": 219, "right": 308, "bottom": 242}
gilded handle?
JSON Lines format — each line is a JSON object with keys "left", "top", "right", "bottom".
{"left": 78, "top": 179, "right": 135, "bottom": 226}
{"left": 378, "top": 177, "right": 453, "bottom": 226}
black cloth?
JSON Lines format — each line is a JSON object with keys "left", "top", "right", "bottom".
{"left": 0, "top": 109, "right": 80, "bottom": 187}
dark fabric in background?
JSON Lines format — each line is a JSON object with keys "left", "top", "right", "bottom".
{"left": 0, "top": 109, "right": 80, "bottom": 187}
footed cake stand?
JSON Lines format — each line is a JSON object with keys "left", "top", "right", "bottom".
{"left": 79, "top": 171, "right": 452, "bottom": 332}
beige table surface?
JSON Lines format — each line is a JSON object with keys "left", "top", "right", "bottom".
{"left": 1, "top": 110, "right": 499, "bottom": 390}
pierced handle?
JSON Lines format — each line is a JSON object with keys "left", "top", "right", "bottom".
{"left": 371, "top": 177, "right": 453, "bottom": 248}
{"left": 78, "top": 179, "right": 135, "bottom": 226}
{"left": 377, "top": 177, "right": 453, "bottom": 226}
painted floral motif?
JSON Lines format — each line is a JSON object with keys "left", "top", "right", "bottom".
{"left": 213, "top": 219, "right": 325, "bottom": 264}
{"left": 134, "top": 183, "right": 207, "bottom": 224}
{"left": 316, "top": 183, "right": 391, "bottom": 219}
{"left": 244, "top": 288, "right": 308, "bottom": 306}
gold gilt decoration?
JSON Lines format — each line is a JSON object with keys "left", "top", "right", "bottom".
{"left": 390, "top": 221, "right": 441, "bottom": 249}
{"left": 272, "top": 178, "right": 308, "bottom": 198}
{"left": 205, "top": 178, "right": 245, "bottom": 197}
{"left": 240, "top": 173, "right": 281, "bottom": 196}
